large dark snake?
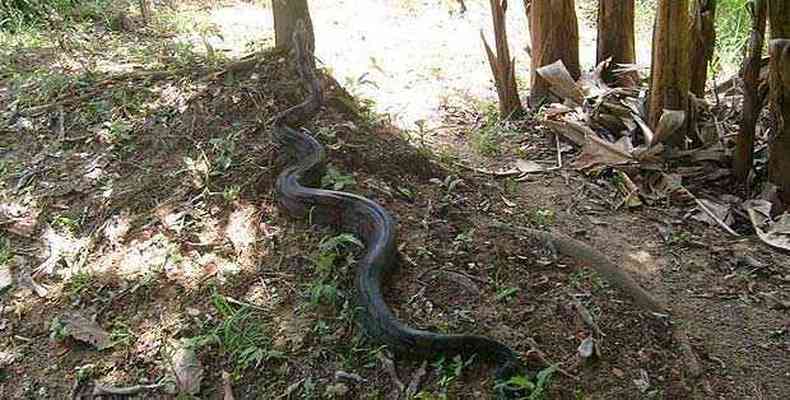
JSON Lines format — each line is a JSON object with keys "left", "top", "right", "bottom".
{"left": 272, "top": 22, "right": 666, "bottom": 399}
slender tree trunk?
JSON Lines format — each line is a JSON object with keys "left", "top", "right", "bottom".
{"left": 689, "top": 0, "right": 717, "bottom": 97}
{"left": 139, "top": 0, "right": 151, "bottom": 24}
{"left": 528, "top": 0, "right": 580, "bottom": 107}
{"left": 648, "top": 0, "right": 691, "bottom": 144}
{"left": 767, "top": 0, "right": 790, "bottom": 204}
{"left": 482, "top": 0, "right": 524, "bottom": 118}
{"left": 733, "top": 0, "right": 767, "bottom": 183}
{"left": 596, "top": 0, "right": 638, "bottom": 87}
{"left": 273, "top": 0, "right": 315, "bottom": 54}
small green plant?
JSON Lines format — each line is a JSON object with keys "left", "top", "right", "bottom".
{"left": 308, "top": 233, "right": 362, "bottom": 306}
{"left": 569, "top": 269, "right": 607, "bottom": 292}
{"left": 495, "top": 286, "right": 519, "bottom": 302}
{"left": 109, "top": 322, "right": 135, "bottom": 349}
{"left": 64, "top": 270, "right": 94, "bottom": 298}
{"left": 668, "top": 230, "right": 692, "bottom": 245}
{"left": 321, "top": 166, "right": 356, "bottom": 191}
{"left": 190, "top": 290, "right": 284, "bottom": 372}
{"left": 470, "top": 125, "right": 501, "bottom": 156}
{"left": 48, "top": 316, "right": 69, "bottom": 341}
{"left": 529, "top": 208, "right": 555, "bottom": 227}
{"left": 222, "top": 185, "right": 241, "bottom": 202}
{"left": 209, "top": 132, "right": 240, "bottom": 174}
{"left": 52, "top": 214, "right": 80, "bottom": 233}
{"left": 495, "top": 365, "right": 557, "bottom": 400}
{"left": 428, "top": 354, "right": 476, "bottom": 397}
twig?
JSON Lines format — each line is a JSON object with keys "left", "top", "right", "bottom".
{"left": 692, "top": 196, "right": 740, "bottom": 237}
{"left": 335, "top": 371, "right": 366, "bottom": 384}
{"left": 452, "top": 161, "right": 523, "bottom": 177}
{"left": 92, "top": 382, "right": 165, "bottom": 396}
{"left": 223, "top": 297, "right": 267, "bottom": 313}
{"left": 554, "top": 132, "right": 563, "bottom": 169}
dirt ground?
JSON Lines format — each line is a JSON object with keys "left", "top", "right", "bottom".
{"left": 1, "top": 1, "right": 788, "bottom": 400}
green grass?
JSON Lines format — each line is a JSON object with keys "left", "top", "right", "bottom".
{"left": 0, "top": 0, "right": 117, "bottom": 33}
{"left": 63, "top": 270, "right": 94, "bottom": 298}
{"left": 190, "top": 290, "right": 284, "bottom": 373}
{"left": 496, "top": 365, "right": 558, "bottom": 400}
{"left": 713, "top": 0, "right": 752, "bottom": 75}
{"left": 528, "top": 208, "right": 555, "bottom": 228}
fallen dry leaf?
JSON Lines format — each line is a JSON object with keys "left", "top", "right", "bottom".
{"left": 514, "top": 159, "right": 545, "bottom": 174}
{"left": 744, "top": 200, "right": 790, "bottom": 251}
{"left": 536, "top": 60, "right": 585, "bottom": 105}
{"left": 57, "top": 312, "right": 111, "bottom": 350}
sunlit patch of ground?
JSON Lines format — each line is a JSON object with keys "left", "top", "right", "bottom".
{"left": 172, "top": 0, "right": 654, "bottom": 130}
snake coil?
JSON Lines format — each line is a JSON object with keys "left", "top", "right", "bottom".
{"left": 272, "top": 21, "right": 527, "bottom": 399}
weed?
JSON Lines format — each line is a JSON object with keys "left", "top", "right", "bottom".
{"left": 48, "top": 316, "right": 69, "bottom": 341}
{"left": 209, "top": 132, "right": 240, "bottom": 174}
{"left": 308, "top": 233, "right": 361, "bottom": 306}
{"left": 190, "top": 290, "right": 284, "bottom": 372}
{"left": 421, "top": 354, "right": 476, "bottom": 398}
{"left": 569, "top": 269, "right": 608, "bottom": 292}
{"left": 495, "top": 364, "right": 557, "bottom": 400}
{"left": 321, "top": 166, "right": 356, "bottom": 191}
{"left": 52, "top": 214, "right": 81, "bottom": 234}
{"left": 470, "top": 125, "right": 501, "bottom": 156}
{"left": 108, "top": 322, "right": 135, "bottom": 349}
{"left": 495, "top": 286, "right": 519, "bottom": 302}
{"left": 222, "top": 185, "right": 241, "bottom": 202}
{"left": 529, "top": 208, "right": 555, "bottom": 228}
{"left": 64, "top": 270, "right": 94, "bottom": 298}
{"left": 668, "top": 230, "right": 692, "bottom": 245}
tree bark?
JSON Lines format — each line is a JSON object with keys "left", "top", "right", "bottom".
{"left": 689, "top": 0, "right": 717, "bottom": 97}
{"left": 767, "top": 0, "right": 790, "bottom": 204}
{"left": 528, "top": 0, "right": 580, "bottom": 107}
{"left": 482, "top": 0, "right": 524, "bottom": 118}
{"left": 596, "top": 0, "right": 638, "bottom": 87}
{"left": 139, "top": 0, "right": 151, "bottom": 23}
{"left": 733, "top": 0, "right": 767, "bottom": 183}
{"left": 648, "top": 0, "right": 691, "bottom": 144}
{"left": 273, "top": 0, "right": 315, "bottom": 54}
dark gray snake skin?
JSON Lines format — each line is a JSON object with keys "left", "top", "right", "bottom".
{"left": 272, "top": 22, "right": 527, "bottom": 399}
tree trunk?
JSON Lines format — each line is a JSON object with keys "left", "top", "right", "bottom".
{"left": 139, "top": 0, "right": 151, "bottom": 24}
{"left": 528, "top": 0, "right": 580, "bottom": 107}
{"left": 648, "top": 0, "right": 691, "bottom": 145}
{"left": 689, "top": 0, "right": 717, "bottom": 97}
{"left": 733, "top": 0, "right": 767, "bottom": 183}
{"left": 482, "top": 0, "right": 524, "bottom": 118}
{"left": 273, "top": 0, "right": 315, "bottom": 54}
{"left": 596, "top": 0, "right": 638, "bottom": 87}
{"left": 767, "top": 0, "right": 790, "bottom": 204}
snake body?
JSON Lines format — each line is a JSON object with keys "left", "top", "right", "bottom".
{"left": 272, "top": 23, "right": 526, "bottom": 399}
{"left": 272, "top": 21, "right": 669, "bottom": 399}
